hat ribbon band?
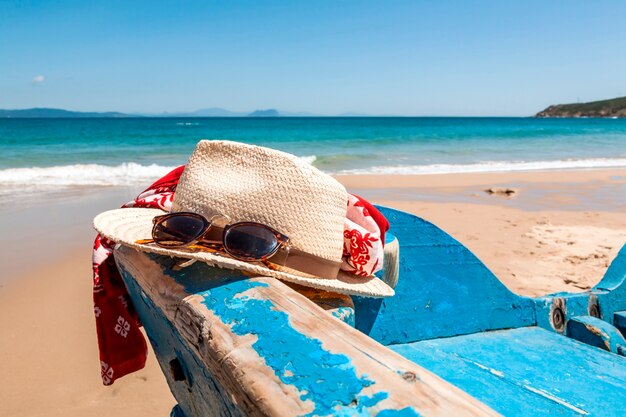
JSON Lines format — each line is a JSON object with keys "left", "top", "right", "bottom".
{"left": 270, "top": 245, "right": 342, "bottom": 279}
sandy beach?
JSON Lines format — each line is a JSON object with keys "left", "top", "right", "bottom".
{"left": 1, "top": 168, "right": 626, "bottom": 416}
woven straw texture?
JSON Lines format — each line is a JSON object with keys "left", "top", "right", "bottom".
{"left": 172, "top": 140, "right": 346, "bottom": 262}
{"left": 93, "top": 140, "right": 394, "bottom": 298}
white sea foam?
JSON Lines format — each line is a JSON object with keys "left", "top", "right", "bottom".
{"left": 335, "top": 158, "right": 626, "bottom": 175}
{"left": 1, "top": 157, "right": 624, "bottom": 189}
{"left": 0, "top": 163, "right": 177, "bottom": 187}
{"left": 0, "top": 156, "right": 317, "bottom": 188}
{"left": 299, "top": 155, "right": 317, "bottom": 165}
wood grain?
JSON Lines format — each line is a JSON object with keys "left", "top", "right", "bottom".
{"left": 115, "top": 246, "right": 498, "bottom": 416}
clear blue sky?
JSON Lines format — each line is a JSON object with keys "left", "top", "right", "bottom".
{"left": 2, "top": 0, "right": 625, "bottom": 116}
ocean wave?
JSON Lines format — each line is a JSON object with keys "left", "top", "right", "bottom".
{"left": 0, "top": 155, "right": 318, "bottom": 187}
{"left": 299, "top": 155, "right": 317, "bottom": 165}
{"left": 1, "top": 157, "right": 624, "bottom": 188}
{"left": 0, "top": 163, "right": 178, "bottom": 186}
{"left": 334, "top": 158, "right": 626, "bottom": 175}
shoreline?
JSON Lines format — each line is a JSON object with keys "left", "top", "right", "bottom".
{"left": 337, "top": 167, "right": 626, "bottom": 185}
{"left": 1, "top": 167, "right": 626, "bottom": 416}
{"left": 3, "top": 163, "right": 626, "bottom": 190}
{"left": 1, "top": 168, "right": 625, "bottom": 282}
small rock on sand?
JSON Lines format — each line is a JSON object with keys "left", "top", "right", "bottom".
{"left": 484, "top": 187, "right": 519, "bottom": 198}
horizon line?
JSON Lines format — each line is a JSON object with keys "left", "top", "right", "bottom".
{"left": 0, "top": 106, "right": 537, "bottom": 118}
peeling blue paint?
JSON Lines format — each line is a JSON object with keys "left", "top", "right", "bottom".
{"left": 332, "top": 306, "right": 356, "bottom": 327}
{"left": 377, "top": 407, "right": 422, "bottom": 417}
{"left": 332, "top": 392, "right": 389, "bottom": 416}
{"left": 196, "top": 278, "right": 387, "bottom": 415}
{"left": 118, "top": 261, "right": 245, "bottom": 417}
{"left": 143, "top": 253, "right": 395, "bottom": 414}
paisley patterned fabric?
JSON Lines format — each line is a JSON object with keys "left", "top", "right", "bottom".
{"left": 342, "top": 193, "right": 389, "bottom": 276}
{"left": 92, "top": 165, "right": 388, "bottom": 385}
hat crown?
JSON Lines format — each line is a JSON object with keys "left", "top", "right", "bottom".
{"left": 171, "top": 140, "right": 348, "bottom": 262}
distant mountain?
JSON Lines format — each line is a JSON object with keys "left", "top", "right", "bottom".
{"left": 145, "top": 108, "right": 246, "bottom": 117}
{"left": 0, "top": 107, "right": 368, "bottom": 118}
{"left": 0, "top": 107, "right": 134, "bottom": 118}
{"left": 192, "top": 108, "right": 246, "bottom": 117}
{"left": 536, "top": 96, "right": 626, "bottom": 118}
{"left": 247, "top": 109, "right": 280, "bottom": 117}
{"left": 146, "top": 108, "right": 311, "bottom": 117}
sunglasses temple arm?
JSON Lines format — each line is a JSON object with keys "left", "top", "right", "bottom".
{"left": 135, "top": 238, "right": 156, "bottom": 244}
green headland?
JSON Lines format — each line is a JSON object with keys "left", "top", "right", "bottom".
{"left": 536, "top": 96, "right": 626, "bottom": 118}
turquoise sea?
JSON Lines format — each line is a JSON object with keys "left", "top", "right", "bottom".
{"left": 1, "top": 117, "right": 626, "bottom": 189}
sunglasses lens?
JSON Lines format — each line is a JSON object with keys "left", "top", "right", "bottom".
{"left": 224, "top": 224, "right": 279, "bottom": 260}
{"left": 153, "top": 214, "right": 207, "bottom": 247}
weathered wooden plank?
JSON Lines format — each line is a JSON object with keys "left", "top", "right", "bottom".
{"left": 122, "top": 270, "right": 244, "bottom": 417}
{"left": 281, "top": 283, "right": 355, "bottom": 327}
{"left": 389, "top": 326, "right": 626, "bottom": 417}
{"left": 115, "top": 246, "right": 499, "bottom": 417}
{"left": 358, "top": 206, "right": 535, "bottom": 345}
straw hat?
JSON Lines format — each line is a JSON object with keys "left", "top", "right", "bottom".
{"left": 94, "top": 140, "right": 394, "bottom": 298}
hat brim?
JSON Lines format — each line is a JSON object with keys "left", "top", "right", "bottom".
{"left": 94, "top": 208, "right": 395, "bottom": 298}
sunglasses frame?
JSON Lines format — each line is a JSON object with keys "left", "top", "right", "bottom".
{"left": 151, "top": 212, "right": 291, "bottom": 263}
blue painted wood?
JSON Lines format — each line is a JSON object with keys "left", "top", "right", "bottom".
{"left": 615, "top": 311, "right": 626, "bottom": 337}
{"left": 120, "top": 255, "right": 394, "bottom": 416}
{"left": 292, "top": 288, "right": 356, "bottom": 327}
{"left": 591, "top": 244, "right": 626, "bottom": 326}
{"left": 567, "top": 316, "right": 626, "bottom": 354}
{"left": 359, "top": 206, "right": 536, "bottom": 345}
{"left": 532, "top": 247, "right": 626, "bottom": 340}
{"left": 368, "top": 206, "right": 626, "bottom": 354}
{"left": 194, "top": 280, "right": 392, "bottom": 416}
{"left": 115, "top": 247, "right": 496, "bottom": 416}
{"left": 331, "top": 306, "right": 355, "bottom": 326}
{"left": 534, "top": 293, "right": 592, "bottom": 333}
{"left": 389, "top": 327, "right": 626, "bottom": 417}
{"left": 595, "top": 244, "right": 626, "bottom": 292}
{"left": 113, "top": 204, "right": 626, "bottom": 415}
{"left": 118, "top": 258, "right": 245, "bottom": 417}
{"left": 148, "top": 257, "right": 372, "bottom": 409}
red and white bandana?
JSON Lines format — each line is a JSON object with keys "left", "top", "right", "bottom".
{"left": 342, "top": 193, "right": 389, "bottom": 276}
{"left": 92, "top": 166, "right": 388, "bottom": 385}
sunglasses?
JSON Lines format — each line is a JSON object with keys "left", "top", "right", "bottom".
{"left": 138, "top": 212, "right": 341, "bottom": 278}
